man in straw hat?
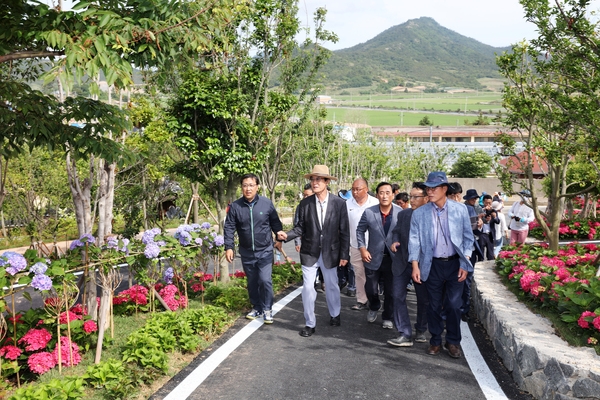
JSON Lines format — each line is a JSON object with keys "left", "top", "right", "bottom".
{"left": 408, "top": 171, "right": 474, "bottom": 359}
{"left": 279, "top": 165, "right": 350, "bottom": 337}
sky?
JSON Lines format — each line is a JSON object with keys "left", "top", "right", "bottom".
{"left": 297, "top": 0, "right": 539, "bottom": 50}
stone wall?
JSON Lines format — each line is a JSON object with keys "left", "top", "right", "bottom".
{"left": 472, "top": 261, "right": 600, "bottom": 399}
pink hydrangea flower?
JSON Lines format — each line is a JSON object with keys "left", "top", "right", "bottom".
{"left": 28, "top": 351, "right": 56, "bottom": 374}
{"left": 53, "top": 336, "right": 81, "bottom": 367}
{"left": 59, "top": 311, "right": 81, "bottom": 324}
{"left": 578, "top": 311, "right": 596, "bottom": 329}
{"left": 18, "top": 328, "right": 52, "bottom": 352}
{"left": 0, "top": 345, "right": 22, "bottom": 360}
{"left": 554, "top": 268, "right": 571, "bottom": 281}
{"left": 593, "top": 316, "right": 600, "bottom": 331}
{"left": 83, "top": 320, "right": 98, "bottom": 334}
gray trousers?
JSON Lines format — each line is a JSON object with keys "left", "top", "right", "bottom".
{"left": 301, "top": 254, "right": 341, "bottom": 328}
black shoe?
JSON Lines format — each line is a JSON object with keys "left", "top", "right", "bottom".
{"left": 299, "top": 326, "right": 315, "bottom": 337}
{"left": 330, "top": 315, "right": 341, "bottom": 326}
{"left": 461, "top": 313, "right": 470, "bottom": 322}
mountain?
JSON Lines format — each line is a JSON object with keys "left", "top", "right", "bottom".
{"left": 320, "top": 17, "right": 508, "bottom": 90}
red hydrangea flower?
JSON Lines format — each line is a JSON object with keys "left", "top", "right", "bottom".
{"left": 28, "top": 351, "right": 56, "bottom": 374}
{"left": 8, "top": 313, "right": 23, "bottom": 325}
{"left": 18, "top": 328, "right": 52, "bottom": 352}
{"left": 53, "top": 336, "right": 81, "bottom": 367}
{"left": 0, "top": 345, "right": 22, "bottom": 360}
{"left": 593, "top": 316, "right": 600, "bottom": 331}
{"left": 233, "top": 270, "right": 246, "bottom": 278}
{"left": 70, "top": 304, "right": 88, "bottom": 316}
{"left": 190, "top": 283, "right": 204, "bottom": 293}
{"left": 83, "top": 320, "right": 98, "bottom": 334}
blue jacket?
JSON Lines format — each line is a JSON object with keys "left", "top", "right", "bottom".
{"left": 224, "top": 195, "right": 283, "bottom": 258}
{"left": 408, "top": 200, "right": 474, "bottom": 281}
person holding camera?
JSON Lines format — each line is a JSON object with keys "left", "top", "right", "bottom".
{"left": 508, "top": 190, "right": 535, "bottom": 245}
{"left": 479, "top": 194, "right": 499, "bottom": 260}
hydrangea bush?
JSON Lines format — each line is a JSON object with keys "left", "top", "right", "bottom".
{"left": 496, "top": 242, "right": 600, "bottom": 350}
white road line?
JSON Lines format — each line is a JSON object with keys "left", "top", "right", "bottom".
{"left": 461, "top": 320, "right": 509, "bottom": 400}
{"left": 163, "top": 286, "right": 303, "bottom": 400}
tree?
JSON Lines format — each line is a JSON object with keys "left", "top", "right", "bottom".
{"left": 418, "top": 116, "right": 433, "bottom": 126}
{"left": 450, "top": 150, "right": 493, "bottom": 178}
{"left": 495, "top": 0, "right": 600, "bottom": 251}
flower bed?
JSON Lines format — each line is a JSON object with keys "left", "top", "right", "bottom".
{"left": 529, "top": 218, "right": 600, "bottom": 240}
{"left": 496, "top": 242, "right": 600, "bottom": 352}
{"left": 0, "top": 223, "right": 302, "bottom": 398}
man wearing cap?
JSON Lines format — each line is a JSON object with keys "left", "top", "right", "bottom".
{"left": 408, "top": 171, "right": 474, "bottom": 358}
{"left": 492, "top": 200, "right": 509, "bottom": 256}
{"left": 508, "top": 190, "right": 535, "bottom": 245}
{"left": 279, "top": 165, "right": 350, "bottom": 337}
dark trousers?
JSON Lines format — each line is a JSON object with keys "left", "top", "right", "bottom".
{"left": 478, "top": 232, "right": 495, "bottom": 260}
{"left": 241, "top": 252, "right": 274, "bottom": 313}
{"left": 413, "top": 274, "right": 429, "bottom": 333}
{"left": 337, "top": 264, "right": 355, "bottom": 289}
{"left": 365, "top": 256, "right": 394, "bottom": 320}
{"left": 425, "top": 258, "right": 464, "bottom": 346}
{"left": 392, "top": 265, "right": 429, "bottom": 337}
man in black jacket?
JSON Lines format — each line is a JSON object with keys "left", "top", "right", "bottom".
{"left": 224, "top": 173, "right": 286, "bottom": 324}
{"left": 279, "top": 165, "right": 350, "bottom": 337}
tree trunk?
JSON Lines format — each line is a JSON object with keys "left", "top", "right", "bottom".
{"left": 192, "top": 182, "right": 199, "bottom": 224}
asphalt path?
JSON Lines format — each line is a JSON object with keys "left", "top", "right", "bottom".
{"left": 151, "top": 244, "right": 534, "bottom": 400}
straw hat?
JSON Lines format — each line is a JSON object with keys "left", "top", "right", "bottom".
{"left": 304, "top": 165, "right": 337, "bottom": 180}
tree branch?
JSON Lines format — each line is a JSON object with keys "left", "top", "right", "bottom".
{"left": 0, "top": 50, "right": 64, "bottom": 64}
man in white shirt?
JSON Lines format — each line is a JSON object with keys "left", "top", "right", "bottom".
{"left": 346, "top": 178, "right": 379, "bottom": 310}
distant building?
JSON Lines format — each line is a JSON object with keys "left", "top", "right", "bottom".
{"left": 316, "top": 95, "right": 332, "bottom": 104}
{"left": 497, "top": 150, "right": 548, "bottom": 179}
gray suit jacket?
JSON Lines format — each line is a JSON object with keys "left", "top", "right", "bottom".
{"left": 408, "top": 200, "right": 474, "bottom": 281}
{"left": 356, "top": 204, "right": 402, "bottom": 270}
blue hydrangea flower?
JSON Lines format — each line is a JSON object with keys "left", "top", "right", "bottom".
{"left": 69, "top": 240, "right": 83, "bottom": 250}
{"left": 30, "top": 262, "right": 48, "bottom": 275}
{"left": 156, "top": 240, "right": 166, "bottom": 247}
{"left": 0, "top": 252, "right": 28, "bottom": 276}
{"left": 194, "top": 238, "right": 203, "bottom": 245}
{"left": 121, "top": 238, "right": 130, "bottom": 253}
{"left": 214, "top": 235, "right": 224, "bottom": 247}
{"left": 31, "top": 274, "right": 53, "bottom": 291}
{"left": 200, "top": 222, "right": 211, "bottom": 230}
{"left": 163, "top": 267, "right": 174, "bottom": 284}
{"left": 80, "top": 233, "right": 96, "bottom": 244}
{"left": 190, "top": 223, "right": 201, "bottom": 231}
{"left": 144, "top": 242, "right": 160, "bottom": 259}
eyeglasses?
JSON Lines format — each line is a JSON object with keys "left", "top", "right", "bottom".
{"left": 242, "top": 184, "right": 257, "bottom": 189}
{"left": 409, "top": 195, "right": 426, "bottom": 199}
{"left": 310, "top": 177, "right": 326, "bottom": 182}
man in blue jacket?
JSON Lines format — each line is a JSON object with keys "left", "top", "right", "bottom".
{"left": 224, "top": 173, "right": 286, "bottom": 324}
{"left": 409, "top": 171, "right": 474, "bottom": 359}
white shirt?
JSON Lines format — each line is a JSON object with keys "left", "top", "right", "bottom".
{"left": 316, "top": 192, "right": 330, "bottom": 229}
{"left": 346, "top": 195, "right": 379, "bottom": 248}
{"left": 508, "top": 201, "right": 535, "bottom": 231}
{"left": 494, "top": 211, "right": 508, "bottom": 240}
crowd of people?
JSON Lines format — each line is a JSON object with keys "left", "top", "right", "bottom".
{"left": 223, "top": 165, "right": 534, "bottom": 359}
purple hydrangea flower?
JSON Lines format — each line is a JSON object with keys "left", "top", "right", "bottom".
{"left": 210, "top": 231, "right": 217, "bottom": 238}
{"left": 106, "top": 236, "right": 119, "bottom": 250}
{"left": 69, "top": 240, "right": 83, "bottom": 250}
{"left": 194, "top": 238, "right": 203, "bottom": 245}
{"left": 190, "top": 223, "right": 201, "bottom": 231}
{"left": 30, "top": 262, "right": 48, "bottom": 275}
{"left": 178, "top": 231, "right": 192, "bottom": 246}
{"left": 156, "top": 240, "right": 166, "bottom": 247}
{"left": 80, "top": 233, "right": 96, "bottom": 244}
{"left": 141, "top": 228, "right": 161, "bottom": 244}
{"left": 200, "top": 222, "right": 211, "bottom": 230}
{"left": 121, "top": 238, "right": 130, "bottom": 253}
{"left": 144, "top": 242, "right": 160, "bottom": 259}
{"left": 214, "top": 235, "right": 224, "bottom": 247}
{"left": 163, "top": 267, "right": 174, "bottom": 284}
{"left": 31, "top": 274, "right": 53, "bottom": 291}
{"left": 0, "top": 252, "right": 28, "bottom": 276}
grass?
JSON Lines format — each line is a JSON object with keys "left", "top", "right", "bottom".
{"left": 323, "top": 107, "right": 490, "bottom": 127}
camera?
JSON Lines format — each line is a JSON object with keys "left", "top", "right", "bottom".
{"left": 485, "top": 208, "right": 494, "bottom": 216}
{"left": 512, "top": 215, "right": 521, "bottom": 222}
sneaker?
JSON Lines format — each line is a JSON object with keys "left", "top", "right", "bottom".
{"left": 382, "top": 320, "right": 393, "bottom": 329}
{"left": 263, "top": 310, "right": 273, "bottom": 324}
{"left": 367, "top": 309, "right": 378, "bottom": 323}
{"left": 246, "top": 309, "right": 263, "bottom": 320}
{"left": 406, "top": 282, "right": 414, "bottom": 292}
{"left": 388, "top": 336, "right": 414, "bottom": 347}
{"left": 351, "top": 302, "right": 368, "bottom": 311}
{"left": 413, "top": 330, "right": 427, "bottom": 343}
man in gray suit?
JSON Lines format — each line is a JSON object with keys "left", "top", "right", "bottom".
{"left": 280, "top": 165, "right": 350, "bottom": 337}
{"left": 356, "top": 182, "right": 402, "bottom": 328}
{"left": 409, "top": 171, "right": 474, "bottom": 359}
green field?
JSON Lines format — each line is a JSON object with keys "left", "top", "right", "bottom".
{"left": 324, "top": 107, "right": 488, "bottom": 127}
